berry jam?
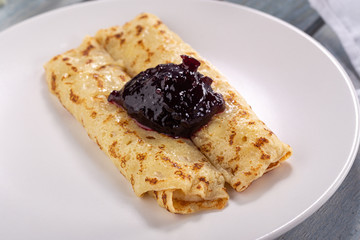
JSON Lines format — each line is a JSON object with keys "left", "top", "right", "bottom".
{"left": 108, "top": 55, "right": 225, "bottom": 138}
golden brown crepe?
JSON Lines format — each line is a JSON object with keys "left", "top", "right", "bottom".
{"left": 44, "top": 36, "right": 228, "bottom": 214}
{"left": 95, "top": 13, "right": 292, "bottom": 192}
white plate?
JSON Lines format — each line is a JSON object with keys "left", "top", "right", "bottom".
{"left": 0, "top": 0, "right": 359, "bottom": 239}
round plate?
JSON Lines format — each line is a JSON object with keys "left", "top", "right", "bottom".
{"left": 0, "top": 0, "right": 359, "bottom": 239}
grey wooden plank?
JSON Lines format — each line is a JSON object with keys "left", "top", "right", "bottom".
{"left": 304, "top": 16, "right": 324, "bottom": 35}
{"left": 0, "top": 0, "right": 84, "bottom": 32}
{"left": 225, "top": 0, "right": 320, "bottom": 32}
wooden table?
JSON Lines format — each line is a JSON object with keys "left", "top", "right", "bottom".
{"left": 1, "top": 0, "right": 359, "bottom": 239}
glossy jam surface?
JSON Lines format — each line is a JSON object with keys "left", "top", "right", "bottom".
{"left": 108, "top": 55, "right": 225, "bottom": 138}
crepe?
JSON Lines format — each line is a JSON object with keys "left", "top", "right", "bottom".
{"left": 95, "top": 13, "right": 292, "bottom": 192}
{"left": 44, "top": 36, "right": 228, "bottom": 214}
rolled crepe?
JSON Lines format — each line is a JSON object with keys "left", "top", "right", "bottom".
{"left": 44, "top": 36, "right": 228, "bottom": 213}
{"left": 95, "top": 13, "right": 292, "bottom": 192}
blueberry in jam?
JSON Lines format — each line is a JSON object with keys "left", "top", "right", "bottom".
{"left": 108, "top": 55, "right": 225, "bottom": 138}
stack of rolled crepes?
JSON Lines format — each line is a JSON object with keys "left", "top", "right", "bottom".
{"left": 44, "top": 13, "right": 292, "bottom": 214}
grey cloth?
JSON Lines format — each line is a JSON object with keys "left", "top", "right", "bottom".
{"left": 309, "top": 0, "right": 360, "bottom": 77}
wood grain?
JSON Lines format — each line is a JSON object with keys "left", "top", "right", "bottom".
{"left": 0, "top": 0, "right": 86, "bottom": 31}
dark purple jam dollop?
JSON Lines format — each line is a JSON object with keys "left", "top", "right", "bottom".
{"left": 108, "top": 55, "right": 225, "bottom": 138}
